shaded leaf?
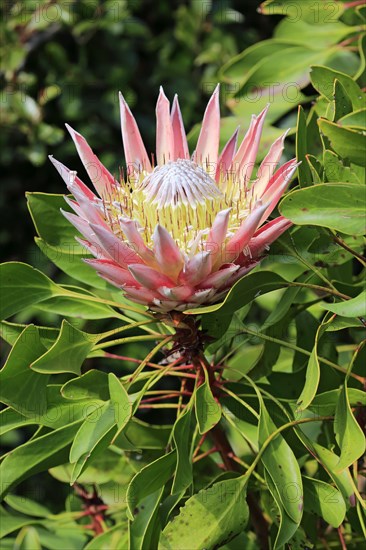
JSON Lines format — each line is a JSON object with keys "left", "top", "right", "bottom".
{"left": 31, "top": 320, "right": 95, "bottom": 375}
{"left": 302, "top": 476, "right": 346, "bottom": 527}
{"left": 259, "top": 396, "right": 303, "bottom": 523}
{"left": 0, "top": 325, "right": 48, "bottom": 416}
{"left": 334, "top": 382, "right": 366, "bottom": 471}
{"left": 321, "top": 290, "right": 366, "bottom": 318}
{"left": 0, "top": 422, "right": 81, "bottom": 499}
{"left": 280, "top": 183, "right": 366, "bottom": 235}
{"left": 126, "top": 451, "right": 177, "bottom": 520}
{"left": 159, "top": 476, "right": 249, "bottom": 550}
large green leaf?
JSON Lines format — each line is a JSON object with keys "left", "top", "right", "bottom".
{"left": 321, "top": 290, "right": 366, "bottom": 318}
{"left": 265, "top": 471, "right": 298, "bottom": 550}
{"left": 296, "top": 106, "right": 312, "bottom": 187}
{"left": 259, "top": 396, "right": 303, "bottom": 523}
{"left": 108, "top": 373, "right": 132, "bottom": 435}
{"left": 338, "top": 108, "right": 366, "bottom": 129}
{"left": 302, "top": 476, "right": 346, "bottom": 527}
{"left": 159, "top": 476, "right": 249, "bottom": 550}
{"left": 334, "top": 381, "right": 366, "bottom": 471}
{"left": 279, "top": 183, "right": 366, "bottom": 235}
{"left": 323, "top": 149, "right": 361, "bottom": 184}
{"left": 275, "top": 18, "right": 355, "bottom": 49}
{"left": 0, "top": 262, "right": 67, "bottom": 320}
{"left": 0, "top": 325, "right": 48, "bottom": 415}
{"left": 4, "top": 495, "right": 51, "bottom": 518}
{"left": 69, "top": 401, "right": 117, "bottom": 481}
{"left": 30, "top": 320, "right": 95, "bottom": 374}
{"left": 297, "top": 315, "right": 333, "bottom": 412}
{"left": 61, "top": 370, "right": 109, "bottom": 401}
{"left": 84, "top": 522, "right": 128, "bottom": 550}
{"left": 309, "top": 388, "right": 366, "bottom": 416}
{"left": 172, "top": 404, "right": 194, "bottom": 494}
{"left": 310, "top": 66, "right": 365, "bottom": 109}
{"left": 0, "top": 422, "right": 81, "bottom": 498}
{"left": 0, "top": 507, "right": 42, "bottom": 539}
{"left": 219, "top": 39, "right": 291, "bottom": 86}
{"left": 129, "top": 489, "right": 164, "bottom": 550}
{"left": 318, "top": 119, "right": 366, "bottom": 166}
{"left": 126, "top": 451, "right": 177, "bottom": 520}
{"left": 296, "top": 432, "right": 356, "bottom": 506}
{"left": 0, "top": 408, "right": 37, "bottom": 436}
{"left": 0, "top": 320, "right": 58, "bottom": 347}
{"left": 195, "top": 370, "right": 222, "bottom": 434}
{"left": 33, "top": 289, "right": 118, "bottom": 319}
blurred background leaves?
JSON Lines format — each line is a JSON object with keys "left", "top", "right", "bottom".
{"left": 1, "top": 0, "right": 271, "bottom": 263}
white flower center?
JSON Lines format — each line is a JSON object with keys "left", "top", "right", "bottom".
{"left": 139, "top": 159, "right": 222, "bottom": 208}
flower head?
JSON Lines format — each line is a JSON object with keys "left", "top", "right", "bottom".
{"left": 50, "top": 85, "right": 297, "bottom": 312}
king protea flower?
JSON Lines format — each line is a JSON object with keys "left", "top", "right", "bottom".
{"left": 50, "top": 85, "right": 298, "bottom": 312}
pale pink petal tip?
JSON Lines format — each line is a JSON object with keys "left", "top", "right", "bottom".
{"left": 194, "top": 84, "right": 220, "bottom": 168}
{"left": 171, "top": 95, "right": 189, "bottom": 160}
{"left": 119, "top": 91, "right": 152, "bottom": 173}
{"left": 156, "top": 87, "right": 173, "bottom": 165}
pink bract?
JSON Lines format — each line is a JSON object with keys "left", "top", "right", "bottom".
{"left": 50, "top": 85, "right": 298, "bottom": 312}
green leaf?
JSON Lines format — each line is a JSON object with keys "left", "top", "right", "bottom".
{"left": 30, "top": 320, "right": 95, "bottom": 375}
{"left": 126, "top": 451, "right": 177, "bottom": 520}
{"left": 310, "top": 388, "right": 366, "bottom": 416}
{"left": 61, "top": 370, "right": 110, "bottom": 401}
{"left": 259, "top": 396, "right": 303, "bottom": 523}
{"left": 297, "top": 315, "right": 332, "bottom": 412}
{"left": 265, "top": 471, "right": 298, "bottom": 550}
{"left": 17, "top": 527, "right": 42, "bottom": 550}
{"left": 318, "top": 118, "right": 366, "bottom": 166}
{"left": 296, "top": 106, "right": 312, "bottom": 187}
{"left": 302, "top": 476, "right": 346, "bottom": 528}
{"left": 333, "top": 79, "right": 353, "bottom": 121}
{"left": 310, "top": 66, "right": 365, "bottom": 109}
{"left": 275, "top": 18, "right": 354, "bottom": 49}
{"left": 219, "top": 39, "right": 291, "bottom": 86}
{"left": 0, "top": 325, "right": 48, "bottom": 416}
{"left": 306, "top": 154, "right": 323, "bottom": 184}
{"left": 28, "top": 385, "right": 99, "bottom": 429}
{"left": 338, "top": 108, "right": 366, "bottom": 130}
{"left": 0, "top": 422, "right": 81, "bottom": 499}
{"left": 195, "top": 369, "right": 222, "bottom": 434}
{"left": 186, "top": 272, "right": 288, "bottom": 315}
{"left": 33, "top": 288, "right": 117, "bottom": 319}
{"left": 69, "top": 402, "right": 117, "bottom": 481}
{"left": 4, "top": 495, "right": 50, "bottom": 518}
{"left": 0, "top": 408, "right": 37, "bottom": 436}
{"left": 159, "top": 476, "right": 249, "bottom": 550}
{"left": 0, "top": 507, "right": 41, "bottom": 539}
{"left": 295, "top": 432, "right": 356, "bottom": 507}
{"left": 279, "top": 183, "right": 366, "bottom": 235}
{"left": 323, "top": 149, "right": 361, "bottom": 184}
{"left": 0, "top": 320, "right": 58, "bottom": 347}
{"left": 171, "top": 404, "right": 194, "bottom": 494}
{"left": 129, "top": 489, "right": 164, "bottom": 550}
{"left": 108, "top": 373, "right": 132, "bottom": 435}
{"left": 84, "top": 522, "right": 128, "bottom": 550}
{"left": 321, "top": 290, "right": 366, "bottom": 318}
{"left": 0, "top": 262, "right": 67, "bottom": 320}
{"left": 334, "top": 382, "right": 366, "bottom": 471}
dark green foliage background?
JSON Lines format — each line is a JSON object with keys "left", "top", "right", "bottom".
{"left": 1, "top": 0, "right": 271, "bottom": 263}
{"left": 1, "top": 1, "right": 365, "bottom": 549}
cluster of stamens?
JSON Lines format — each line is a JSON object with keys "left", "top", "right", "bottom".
{"left": 98, "top": 159, "right": 252, "bottom": 252}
